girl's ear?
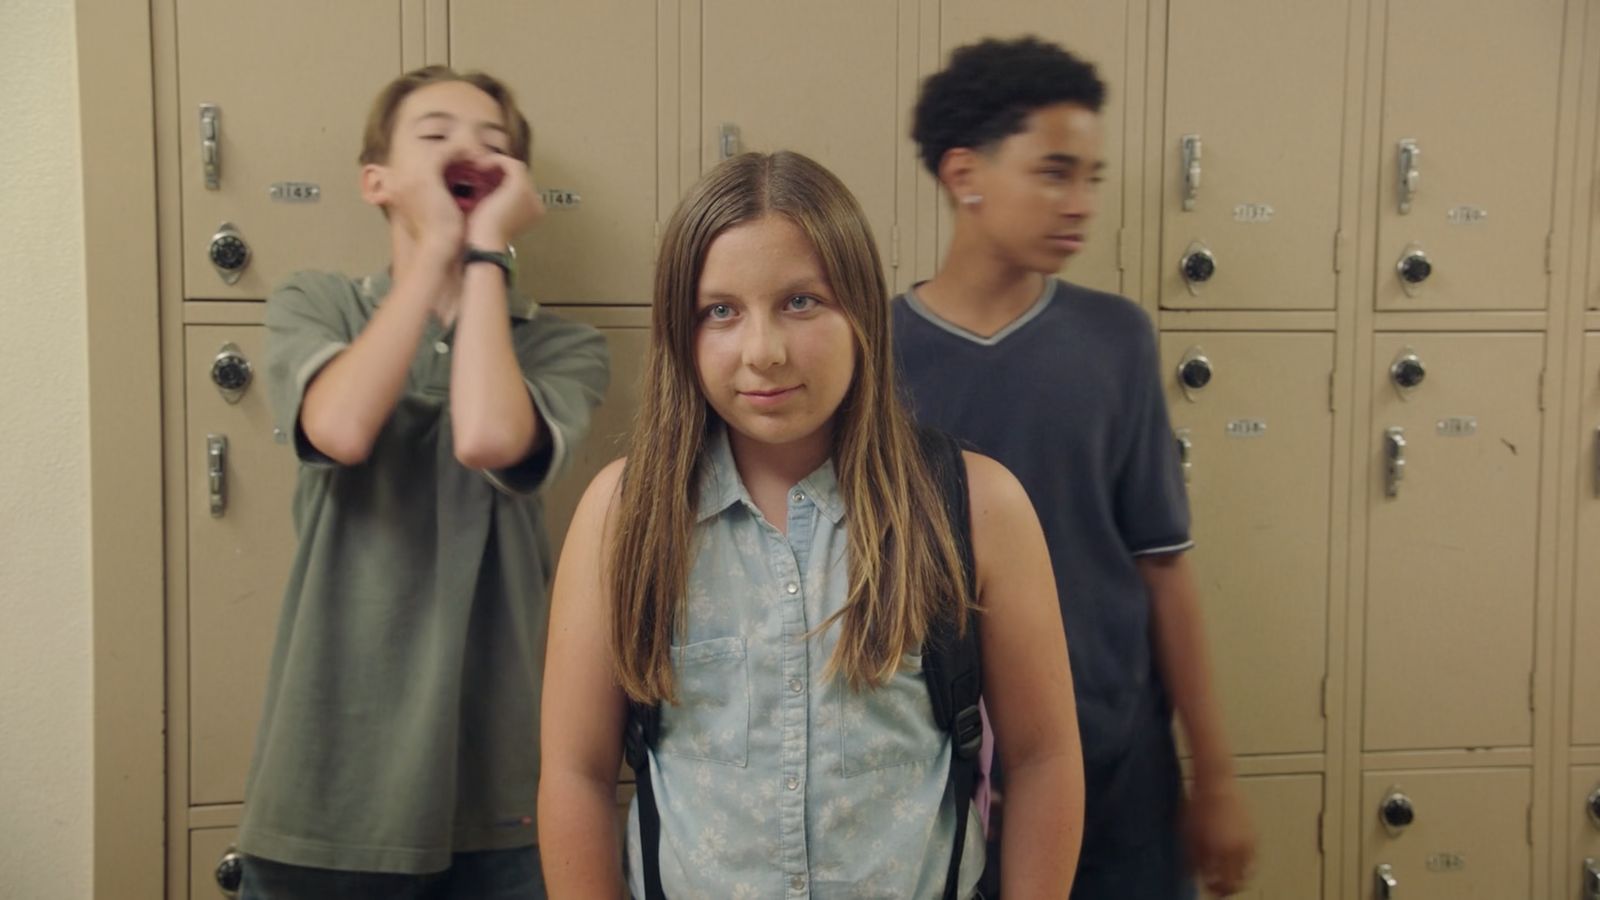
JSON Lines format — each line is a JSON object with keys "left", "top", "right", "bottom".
{"left": 359, "top": 163, "right": 389, "bottom": 208}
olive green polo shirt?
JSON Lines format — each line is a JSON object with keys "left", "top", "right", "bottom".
{"left": 237, "top": 270, "right": 609, "bottom": 874}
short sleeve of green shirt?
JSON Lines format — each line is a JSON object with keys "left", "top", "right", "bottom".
{"left": 263, "top": 271, "right": 369, "bottom": 466}
{"left": 486, "top": 307, "right": 610, "bottom": 495}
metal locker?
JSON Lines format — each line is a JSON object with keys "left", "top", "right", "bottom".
{"left": 451, "top": 2, "right": 659, "bottom": 304}
{"left": 1572, "top": 767, "right": 1600, "bottom": 900}
{"left": 1160, "top": 333, "right": 1334, "bottom": 756}
{"left": 176, "top": 1, "right": 407, "bottom": 299}
{"left": 190, "top": 826, "right": 242, "bottom": 900}
{"left": 937, "top": 0, "right": 1130, "bottom": 296}
{"left": 537, "top": 307, "right": 649, "bottom": 554}
{"left": 1196, "top": 774, "right": 1323, "bottom": 900}
{"left": 185, "top": 325, "right": 299, "bottom": 805}
{"left": 1575, "top": 335, "right": 1600, "bottom": 745}
{"left": 699, "top": 0, "right": 901, "bottom": 281}
{"left": 1373, "top": 0, "right": 1564, "bottom": 311}
{"left": 1364, "top": 334, "right": 1542, "bottom": 752}
{"left": 1159, "top": 0, "right": 1349, "bottom": 310}
{"left": 1360, "top": 768, "right": 1532, "bottom": 899}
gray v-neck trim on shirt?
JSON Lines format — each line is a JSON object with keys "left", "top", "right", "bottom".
{"left": 904, "top": 277, "right": 1058, "bottom": 347}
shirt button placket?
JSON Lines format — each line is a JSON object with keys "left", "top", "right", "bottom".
{"left": 772, "top": 534, "right": 810, "bottom": 893}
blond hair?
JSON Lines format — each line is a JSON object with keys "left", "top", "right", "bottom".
{"left": 358, "top": 65, "right": 532, "bottom": 165}
{"left": 610, "top": 151, "right": 973, "bottom": 703}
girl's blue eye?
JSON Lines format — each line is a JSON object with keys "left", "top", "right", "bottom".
{"left": 787, "top": 295, "right": 818, "bottom": 311}
{"left": 706, "top": 303, "right": 735, "bottom": 320}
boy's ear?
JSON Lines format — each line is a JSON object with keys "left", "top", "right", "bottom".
{"left": 359, "top": 163, "right": 389, "bottom": 208}
{"left": 938, "top": 147, "right": 982, "bottom": 204}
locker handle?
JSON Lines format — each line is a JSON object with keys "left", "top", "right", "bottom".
{"left": 719, "top": 123, "right": 742, "bottom": 161}
{"left": 1592, "top": 428, "right": 1600, "bottom": 499}
{"left": 1181, "top": 134, "right": 1203, "bottom": 211}
{"left": 1175, "top": 429, "right": 1193, "bottom": 483}
{"left": 200, "top": 103, "right": 221, "bottom": 190}
{"left": 1397, "top": 139, "right": 1420, "bottom": 214}
{"left": 207, "top": 434, "right": 228, "bottom": 518}
{"left": 1375, "top": 863, "right": 1398, "bottom": 899}
{"left": 1384, "top": 427, "right": 1406, "bottom": 499}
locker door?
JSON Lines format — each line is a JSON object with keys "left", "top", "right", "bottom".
{"left": 1364, "top": 334, "right": 1542, "bottom": 751}
{"left": 1196, "top": 775, "right": 1323, "bottom": 900}
{"left": 1360, "top": 769, "right": 1531, "bottom": 899}
{"left": 451, "top": 3, "right": 658, "bottom": 304}
{"left": 700, "top": 1, "right": 900, "bottom": 275}
{"left": 937, "top": 0, "right": 1129, "bottom": 295}
{"left": 538, "top": 307, "right": 649, "bottom": 555}
{"left": 1374, "top": 0, "right": 1564, "bottom": 311}
{"left": 190, "top": 827, "right": 239, "bottom": 900}
{"left": 1575, "top": 334, "right": 1600, "bottom": 745}
{"left": 1161, "top": 333, "right": 1333, "bottom": 756}
{"left": 186, "top": 325, "right": 299, "bottom": 805}
{"left": 1572, "top": 767, "right": 1600, "bottom": 900}
{"left": 176, "top": 2, "right": 407, "bottom": 299}
{"left": 1160, "top": 0, "right": 1348, "bottom": 310}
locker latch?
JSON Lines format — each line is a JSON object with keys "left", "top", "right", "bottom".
{"left": 1175, "top": 428, "right": 1193, "bottom": 484}
{"left": 1375, "top": 863, "right": 1398, "bottom": 899}
{"left": 200, "top": 103, "right": 221, "bottom": 190}
{"left": 207, "top": 434, "right": 228, "bottom": 518}
{"left": 1384, "top": 428, "right": 1407, "bottom": 499}
{"left": 719, "top": 123, "right": 742, "bottom": 160}
{"left": 1181, "top": 134, "right": 1203, "bottom": 211}
{"left": 1397, "top": 139, "right": 1420, "bottom": 214}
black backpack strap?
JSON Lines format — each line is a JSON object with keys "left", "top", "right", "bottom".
{"left": 916, "top": 428, "right": 984, "bottom": 900}
{"left": 623, "top": 700, "right": 666, "bottom": 900}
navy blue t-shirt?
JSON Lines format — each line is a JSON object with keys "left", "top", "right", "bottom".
{"left": 893, "top": 278, "right": 1193, "bottom": 849}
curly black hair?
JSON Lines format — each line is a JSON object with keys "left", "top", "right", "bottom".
{"left": 912, "top": 36, "right": 1106, "bottom": 178}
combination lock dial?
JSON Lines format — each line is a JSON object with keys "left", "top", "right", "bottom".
{"left": 1396, "top": 245, "right": 1432, "bottom": 297}
{"left": 208, "top": 222, "right": 251, "bottom": 284}
{"left": 1180, "top": 247, "right": 1217, "bottom": 285}
{"left": 210, "top": 343, "right": 252, "bottom": 402}
{"left": 1178, "top": 354, "right": 1213, "bottom": 391}
{"left": 1380, "top": 791, "right": 1415, "bottom": 833}
{"left": 214, "top": 847, "right": 243, "bottom": 898}
{"left": 1390, "top": 352, "right": 1426, "bottom": 392}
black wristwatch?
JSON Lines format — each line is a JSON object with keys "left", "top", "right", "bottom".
{"left": 463, "top": 245, "right": 517, "bottom": 287}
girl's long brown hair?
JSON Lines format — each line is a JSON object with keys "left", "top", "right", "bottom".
{"left": 610, "top": 151, "right": 972, "bottom": 704}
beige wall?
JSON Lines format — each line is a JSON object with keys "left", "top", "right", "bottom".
{"left": 0, "top": 3, "right": 93, "bottom": 899}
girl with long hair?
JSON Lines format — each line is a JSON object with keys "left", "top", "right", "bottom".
{"left": 538, "top": 150, "right": 1083, "bottom": 898}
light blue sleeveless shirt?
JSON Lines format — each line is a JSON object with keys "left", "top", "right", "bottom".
{"left": 625, "top": 426, "right": 984, "bottom": 899}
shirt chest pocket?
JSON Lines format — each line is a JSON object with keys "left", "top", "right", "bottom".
{"left": 838, "top": 653, "right": 943, "bottom": 777}
{"left": 658, "top": 636, "right": 750, "bottom": 767}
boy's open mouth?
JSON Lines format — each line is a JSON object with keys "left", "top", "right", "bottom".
{"left": 442, "top": 161, "right": 504, "bottom": 214}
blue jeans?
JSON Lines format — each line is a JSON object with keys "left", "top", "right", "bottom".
{"left": 240, "top": 846, "right": 545, "bottom": 900}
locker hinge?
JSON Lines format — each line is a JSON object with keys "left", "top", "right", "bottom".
{"left": 1117, "top": 228, "right": 1129, "bottom": 272}
{"left": 1538, "top": 369, "right": 1547, "bottom": 412}
{"left": 1526, "top": 803, "right": 1534, "bottom": 844}
{"left": 1545, "top": 232, "right": 1555, "bottom": 274}
{"left": 891, "top": 224, "right": 901, "bottom": 269}
{"left": 1316, "top": 810, "right": 1325, "bottom": 854}
{"left": 1529, "top": 670, "right": 1536, "bottom": 711}
{"left": 1320, "top": 675, "right": 1329, "bottom": 717}
{"left": 1333, "top": 229, "right": 1345, "bottom": 273}
{"left": 1328, "top": 370, "right": 1338, "bottom": 412}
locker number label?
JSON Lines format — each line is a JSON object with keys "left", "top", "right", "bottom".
{"left": 1225, "top": 419, "right": 1267, "bottom": 438}
{"left": 1447, "top": 205, "right": 1488, "bottom": 224}
{"left": 269, "top": 182, "right": 321, "bottom": 203}
{"left": 1436, "top": 416, "right": 1478, "bottom": 437}
{"left": 1425, "top": 851, "right": 1467, "bottom": 873}
{"left": 1232, "top": 203, "right": 1274, "bottom": 223}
